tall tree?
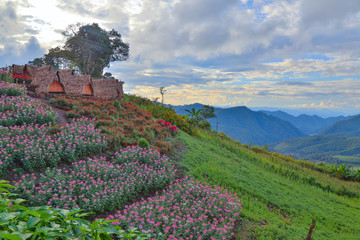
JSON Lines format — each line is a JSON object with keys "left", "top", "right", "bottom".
{"left": 62, "top": 23, "right": 129, "bottom": 77}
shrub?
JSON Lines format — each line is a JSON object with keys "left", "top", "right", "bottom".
{"left": 138, "top": 138, "right": 150, "bottom": 149}
{"left": 154, "top": 140, "right": 170, "bottom": 155}
{"left": 114, "top": 99, "right": 122, "bottom": 111}
{"left": 0, "top": 81, "right": 26, "bottom": 96}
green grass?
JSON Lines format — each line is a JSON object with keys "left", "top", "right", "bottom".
{"left": 175, "top": 131, "right": 360, "bottom": 239}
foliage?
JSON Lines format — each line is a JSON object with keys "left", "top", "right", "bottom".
{"left": 12, "top": 74, "right": 32, "bottom": 85}
{"left": 0, "top": 180, "right": 147, "bottom": 239}
{"left": 0, "top": 118, "right": 107, "bottom": 175}
{"left": 0, "top": 69, "right": 13, "bottom": 83}
{"left": 0, "top": 81, "right": 26, "bottom": 96}
{"left": 51, "top": 96, "right": 170, "bottom": 148}
{"left": 14, "top": 147, "right": 175, "bottom": 213}
{"left": 0, "top": 96, "right": 56, "bottom": 127}
{"left": 107, "top": 177, "right": 242, "bottom": 239}
{"left": 28, "top": 57, "right": 45, "bottom": 66}
{"left": 63, "top": 23, "right": 129, "bottom": 77}
{"left": 138, "top": 138, "right": 150, "bottom": 149}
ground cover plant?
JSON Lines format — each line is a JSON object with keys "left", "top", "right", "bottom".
{"left": 14, "top": 146, "right": 176, "bottom": 213}
{"left": 123, "top": 94, "right": 198, "bottom": 136}
{"left": 0, "top": 118, "right": 107, "bottom": 175}
{"left": 0, "top": 81, "right": 26, "bottom": 96}
{"left": 0, "top": 95, "right": 56, "bottom": 126}
{"left": 106, "top": 177, "right": 243, "bottom": 239}
{"left": 51, "top": 96, "right": 177, "bottom": 152}
{"left": 0, "top": 180, "right": 147, "bottom": 239}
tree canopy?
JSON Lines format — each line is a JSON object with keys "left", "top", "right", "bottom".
{"left": 29, "top": 23, "right": 129, "bottom": 78}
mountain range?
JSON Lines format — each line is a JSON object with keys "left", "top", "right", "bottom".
{"left": 260, "top": 110, "right": 347, "bottom": 135}
{"left": 271, "top": 114, "right": 360, "bottom": 167}
{"left": 170, "top": 103, "right": 360, "bottom": 167}
{"left": 171, "top": 103, "right": 307, "bottom": 146}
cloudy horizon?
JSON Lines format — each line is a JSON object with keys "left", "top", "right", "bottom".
{"left": 1, "top": 0, "right": 360, "bottom": 116}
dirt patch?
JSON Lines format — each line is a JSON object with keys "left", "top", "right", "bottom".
{"left": 266, "top": 203, "right": 288, "bottom": 218}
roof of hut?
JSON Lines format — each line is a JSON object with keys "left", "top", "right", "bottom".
{"left": 92, "top": 79, "right": 124, "bottom": 100}
{"left": 27, "top": 65, "right": 57, "bottom": 95}
{"left": 59, "top": 74, "right": 92, "bottom": 96}
{"left": 12, "top": 64, "right": 25, "bottom": 75}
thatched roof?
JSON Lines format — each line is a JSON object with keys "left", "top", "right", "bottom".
{"left": 60, "top": 74, "right": 92, "bottom": 96}
{"left": 12, "top": 64, "right": 25, "bottom": 75}
{"left": 8, "top": 64, "right": 124, "bottom": 99}
{"left": 92, "top": 79, "right": 123, "bottom": 100}
{"left": 26, "top": 65, "right": 57, "bottom": 95}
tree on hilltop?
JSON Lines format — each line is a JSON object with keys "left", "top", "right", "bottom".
{"left": 29, "top": 23, "right": 129, "bottom": 78}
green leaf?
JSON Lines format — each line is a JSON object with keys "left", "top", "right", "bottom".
{"left": 26, "top": 217, "right": 41, "bottom": 228}
{"left": 13, "top": 199, "right": 27, "bottom": 205}
{"left": 24, "top": 211, "right": 41, "bottom": 218}
{"left": 15, "top": 233, "right": 32, "bottom": 240}
{"left": 0, "top": 212, "right": 19, "bottom": 221}
{"left": 0, "top": 233, "right": 22, "bottom": 240}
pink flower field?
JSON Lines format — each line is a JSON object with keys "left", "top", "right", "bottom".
{"left": 106, "top": 177, "right": 243, "bottom": 239}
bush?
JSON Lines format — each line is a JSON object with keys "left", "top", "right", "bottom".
{"left": 0, "top": 81, "right": 26, "bottom": 96}
{"left": 138, "top": 138, "right": 150, "bottom": 149}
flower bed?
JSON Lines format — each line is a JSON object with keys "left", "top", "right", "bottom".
{"left": 106, "top": 177, "right": 242, "bottom": 239}
{"left": 0, "top": 81, "right": 26, "bottom": 96}
{"left": 51, "top": 96, "right": 172, "bottom": 151}
{"left": 12, "top": 74, "right": 32, "bottom": 85}
{"left": 0, "top": 118, "right": 107, "bottom": 174}
{"left": 0, "top": 96, "right": 56, "bottom": 126}
{"left": 14, "top": 147, "right": 175, "bottom": 213}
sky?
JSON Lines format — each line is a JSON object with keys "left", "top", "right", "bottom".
{"left": 1, "top": 0, "right": 360, "bottom": 116}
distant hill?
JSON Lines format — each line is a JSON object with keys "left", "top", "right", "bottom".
{"left": 271, "top": 135, "right": 360, "bottom": 167}
{"left": 171, "top": 104, "right": 306, "bottom": 146}
{"left": 320, "top": 114, "right": 360, "bottom": 137}
{"left": 261, "top": 110, "right": 347, "bottom": 135}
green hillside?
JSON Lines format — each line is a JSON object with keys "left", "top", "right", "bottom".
{"left": 320, "top": 114, "right": 360, "bottom": 137}
{"left": 1, "top": 82, "right": 360, "bottom": 239}
{"left": 175, "top": 130, "right": 360, "bottom": 239}
{"left": 271, "top": 115, "right": 360, "bottom": 167}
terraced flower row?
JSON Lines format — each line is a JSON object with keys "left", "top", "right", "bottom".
{"left": 0, "top": 81, "right": 26, "bottom": 96}
{"left": 51, "top": 96, "right": 175, "bottom": 152}
{"left": 107, "top": 177, "right": 243, "bottom": 239}
{"left": 0, "top": 95, "right": 56, "bottom": 126}
{"left": 14, "top": 146, "right": 176, "bottom": 213}
{"left": 0, "top": 118, "right": 107, "bottom": 174}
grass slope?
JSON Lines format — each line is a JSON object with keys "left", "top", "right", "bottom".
{"left": 174, "top": 131, "right": 360, "bottom": 239}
